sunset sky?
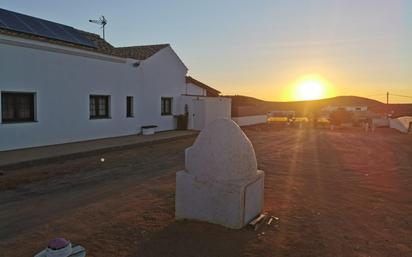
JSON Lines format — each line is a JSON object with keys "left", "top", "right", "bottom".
{"left": 2, "top": 0, "right": 411, "bottom": 103}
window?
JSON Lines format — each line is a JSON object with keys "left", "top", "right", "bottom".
{"left": 90, "top": 95, "right": 110, "bottom": 119}
{"left": 161, "top": 97, "right": 173, "bottom": 115}
{"left": 1, "top": 92, "right": 35, "bottom": 123}
{"left": 126, "top": 96, "right": 133, "bottom": 117}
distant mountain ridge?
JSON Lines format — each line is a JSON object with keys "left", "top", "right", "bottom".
{"left": 229, "top": 95, "right": 412, "bottom": 117}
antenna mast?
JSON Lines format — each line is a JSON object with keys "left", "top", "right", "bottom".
{"left": 89, "top": 16, "right": 107, "bottom": 40}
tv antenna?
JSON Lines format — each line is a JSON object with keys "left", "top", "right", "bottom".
{"left": 89, "top": 16, "right": 107, "bottom": 40}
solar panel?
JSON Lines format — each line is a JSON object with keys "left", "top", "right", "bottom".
{"left": 0, "top": 8, "right": 96, "bottom": 48}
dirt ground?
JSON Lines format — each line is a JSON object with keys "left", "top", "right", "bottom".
{"left": 1, "top": 125, "right": 411, "bottom": 257}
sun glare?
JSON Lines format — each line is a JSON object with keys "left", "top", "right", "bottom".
{"left": 296, "top": 80, "right": 324, "bottom": 100}
{"left": 293, "top": 75, "right": 330, "bottom": 101}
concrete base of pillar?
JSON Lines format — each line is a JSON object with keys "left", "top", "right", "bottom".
{"left": 175, "top": 170, "right": 264, "bottom": 229}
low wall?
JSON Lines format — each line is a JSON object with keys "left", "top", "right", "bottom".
{"left": 390, "top": 116, "right": 412, "bottom": 133}
{"left": 232, "top": 115, "right": 267, "bottom": 127}
{"left": 372, "top": 118, "right": 389, "bottom": 127}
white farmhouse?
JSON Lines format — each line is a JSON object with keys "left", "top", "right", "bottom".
{"left": 181, "top": 76, "right": 231, "bottom": 130}
{"left": 0, "top": 8, "right": 229, "bottom": 151}
{"left": 322, "top": 105, "right": 368, "bottom": 113}
{"left": 185, "top": 76, "right": 221, "bottom": 97}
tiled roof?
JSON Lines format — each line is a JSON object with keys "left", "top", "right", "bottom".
{"left": 186, "top": 76, "right": 221, "bottom": 96}
{"left": 114, "top": 44, "right": 170, "bottom": 60}
{"left": 80, "top": 30, "right": 115, "bottom": 53}
{"left": 0, "top": 27, "right": 168, "bottom": 60}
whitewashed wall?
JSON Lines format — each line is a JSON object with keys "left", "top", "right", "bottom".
{"left": 202, "top": 98, "right": 231, "bottom": 128}
{"left": 0, "top": 35, "right": 187, "bottom": 151}
{"left": 232, "top": 115, "right": 268, "bottom": 127}
{"left": 186, "top": 83, "right": 206, "bottom": 96}
{"left": 137, "top": 46, "right": 187, "bottom": 131}
{"left": 390, "top": 116, "right": 412, "bottom": 133}
{"left": 180, "top": 96, "right": 231, "bottom": 130}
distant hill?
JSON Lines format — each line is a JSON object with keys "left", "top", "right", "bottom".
{"left": 229, "top": 95, "right": 412, "bottom": 117}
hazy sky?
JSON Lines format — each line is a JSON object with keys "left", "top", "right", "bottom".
{"left": 2, "top": 0, "right": 411, "bottom": 103}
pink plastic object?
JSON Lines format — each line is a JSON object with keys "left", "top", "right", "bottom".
{"left": 48, "top": 238, "right": 70, "bottom": 250}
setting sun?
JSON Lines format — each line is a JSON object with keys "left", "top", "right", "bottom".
{"left": 296, "top": 80, "right": 324, "bottom": 100}
{"left": 292, "top": 74, "right": 332, "bottom": 101}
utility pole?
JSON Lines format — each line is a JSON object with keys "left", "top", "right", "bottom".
{"left": 386, "top": 91, "right": 389, "bottom": 105}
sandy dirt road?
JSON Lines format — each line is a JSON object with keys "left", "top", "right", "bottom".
{"left": 0, "top": 126, "right": 411, "bottom": 257}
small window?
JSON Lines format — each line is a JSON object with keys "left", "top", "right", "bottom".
{"left": 90, "top": 95, "right": 110, "bottom": 119}
{"left": 126, "top": 96, "right": 133, "bottom": 117}
{"left": 161, "top": 97, "right": 173, "bottom": 116}
{"left": 1, "top": 92, "right": 35, "bottom": 123}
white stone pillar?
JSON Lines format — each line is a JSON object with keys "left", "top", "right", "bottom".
{"left": 175, "top": 118, "right": 264, "bottom": 229}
